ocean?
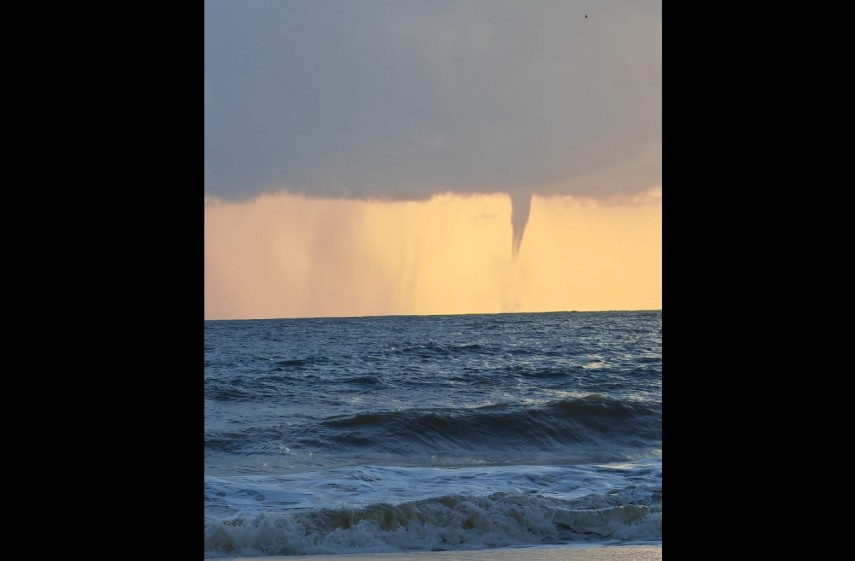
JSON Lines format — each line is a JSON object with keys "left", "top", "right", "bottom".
{"left": 204, "top": 311, "right": 662, "bottom": 558}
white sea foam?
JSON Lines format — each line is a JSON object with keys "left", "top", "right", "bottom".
{"left": 205, "top": 462, "right": 661, "bottom": 557}
{"left": 205, "top": 490, "right": 660, "bottom": 557}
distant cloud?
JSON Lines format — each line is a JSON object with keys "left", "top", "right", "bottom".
{"left": 205, "top": 0, "right": 660, "bottom": 203}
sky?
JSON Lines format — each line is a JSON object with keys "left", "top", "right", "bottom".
{"left": 205, "top": 0, "right": 661, "bottom": 320}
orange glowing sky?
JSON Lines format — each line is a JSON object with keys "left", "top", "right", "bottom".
{"left": 205, "top": 190, "right": 660, "bottom": 320}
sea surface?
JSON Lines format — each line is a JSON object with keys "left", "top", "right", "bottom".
{"left": 204, "top": 311, "right": 662, "bottom": 558}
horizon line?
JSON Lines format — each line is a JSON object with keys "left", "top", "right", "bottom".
{"left": 204, "top": 308, "right": 663, "bottom": 322}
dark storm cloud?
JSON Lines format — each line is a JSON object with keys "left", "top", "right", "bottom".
{"left": 204, "top": 0, "right": 660, "bottom": 202}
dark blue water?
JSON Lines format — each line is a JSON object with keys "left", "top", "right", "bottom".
{"left": 204, "top": 311, "right": 661, "bottom": 557}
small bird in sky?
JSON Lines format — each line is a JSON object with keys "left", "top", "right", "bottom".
{"left": 585, "top": 15, "right": 588, "bottom": 18}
